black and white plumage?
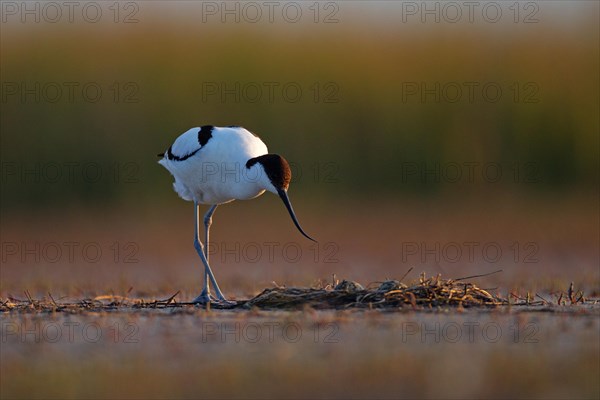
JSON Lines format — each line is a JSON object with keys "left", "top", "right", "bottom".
{"left": 158, "top": 125, "right": 315, "bottom": 304}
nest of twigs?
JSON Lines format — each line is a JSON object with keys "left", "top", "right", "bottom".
{"left": 244, "top": 274, "right": 504, "bottom": 310}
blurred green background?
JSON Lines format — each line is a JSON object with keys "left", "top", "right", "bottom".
{"left": 1, "top": 2, "right": 597, "bottom": 209}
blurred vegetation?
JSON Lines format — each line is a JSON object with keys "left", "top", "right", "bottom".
{"left": 1, "top": 3, "right": 598, "bottom": 210}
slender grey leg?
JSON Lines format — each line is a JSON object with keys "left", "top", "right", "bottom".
{"left": 192, "top": 203, "right": 228, "bottom": 303}
{"left": 203, "top": 204, "right": 218, "bottom": 261}
{"left": 203, "top": 204, "right": 227, "bottom": 300}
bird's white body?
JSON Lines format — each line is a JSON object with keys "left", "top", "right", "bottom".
{"left": 159, "top": 126, "right": 275, "bottom": 205}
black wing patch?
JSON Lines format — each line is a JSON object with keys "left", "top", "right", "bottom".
{"left": 166, "top": 146, "right": 200, "bottom": 161}
{"left": 198, "top": 125, "right": 214, "bottom": 146}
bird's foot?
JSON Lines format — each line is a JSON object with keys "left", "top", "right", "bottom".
{"left": 192, "top": 292, "right": 237, "bottom": 308}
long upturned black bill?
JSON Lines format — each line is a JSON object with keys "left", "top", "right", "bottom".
{"left": 277, "top": 189, "right": 317, "bottom": 242}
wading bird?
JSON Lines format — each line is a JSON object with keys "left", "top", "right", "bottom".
{"left": 158, "top": 125, "right": 315, "bottom": 304}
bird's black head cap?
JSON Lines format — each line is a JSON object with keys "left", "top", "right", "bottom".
{"left": 246, "top": 154, "right": 291, "bottom": 191}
